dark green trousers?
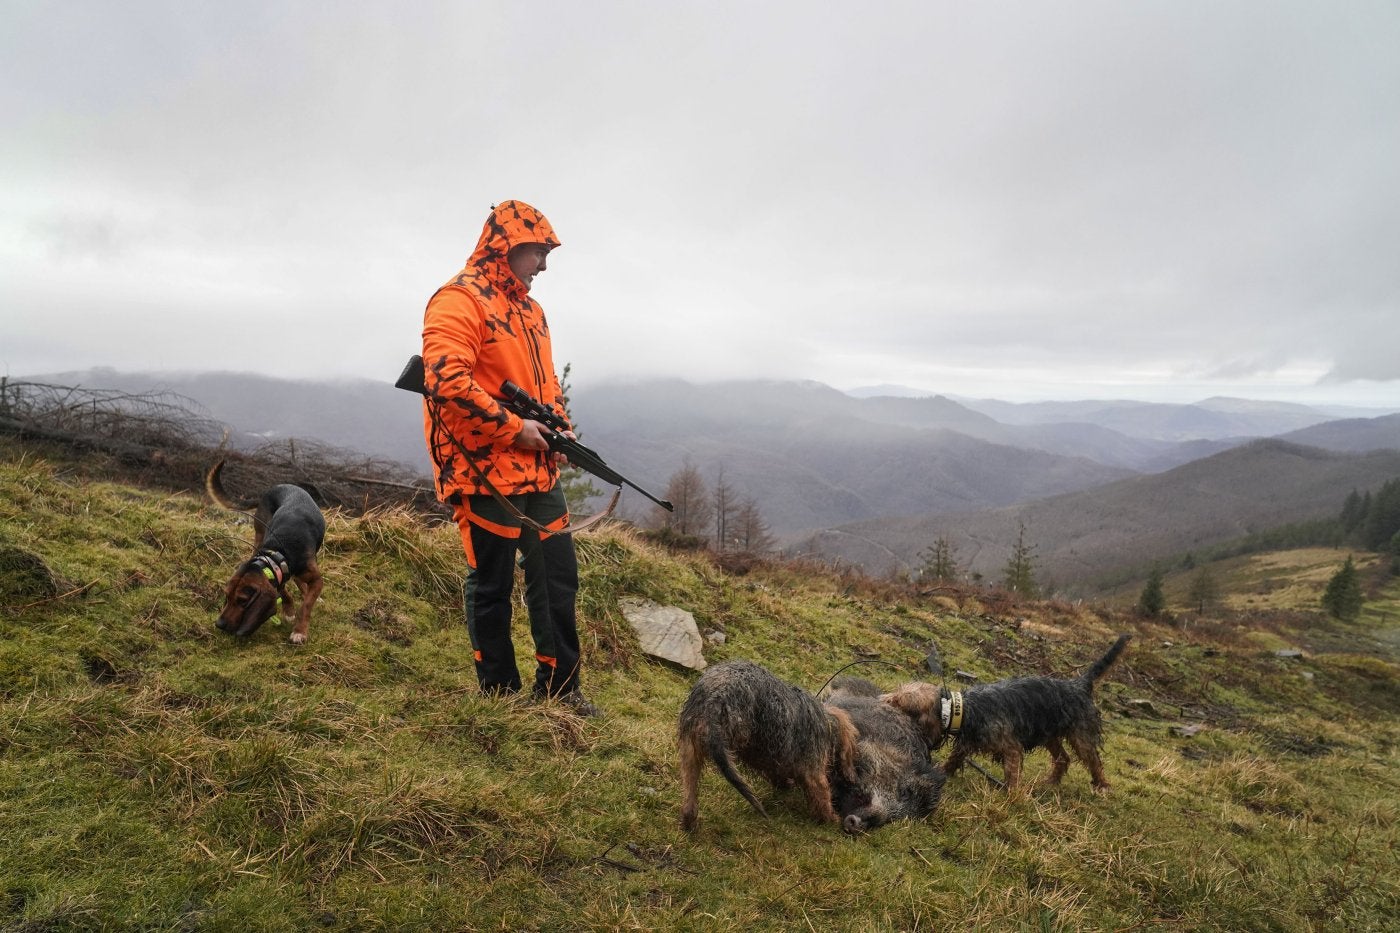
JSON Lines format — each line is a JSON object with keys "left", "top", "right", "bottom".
{"left": 456, "top": 487, "right": 582, "bottom": 697}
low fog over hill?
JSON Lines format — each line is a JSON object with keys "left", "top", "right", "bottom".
{"left": 568, "top": 380, "right": 1136, "bottom": 532}
{"left": 24, "top": 368, "right": 431, "bottom": 475}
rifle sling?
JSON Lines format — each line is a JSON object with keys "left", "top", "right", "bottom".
{"left": 427, "top": 397, "right": 618, "bottom": 537}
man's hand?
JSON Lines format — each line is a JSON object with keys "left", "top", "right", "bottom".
{"left": 553, "top": 429, "right": 574, "bottom": 467}
{"left": 515, "top": 419, "right": 551, "bottom": 451}
{"left": 515, "top": 420, "right": 574, "bottom": 466}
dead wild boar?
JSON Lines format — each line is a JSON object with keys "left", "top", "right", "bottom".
{"left": 824, "top": 678, "right": 946, "bottom": 834}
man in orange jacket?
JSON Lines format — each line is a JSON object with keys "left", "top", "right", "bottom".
{"left": 420, "top": 200, "right": 598, "bottom": 716}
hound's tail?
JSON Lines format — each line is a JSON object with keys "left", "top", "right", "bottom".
{"left": 707, "top": 731, "right": 768, "bottom": 817}
{"left": 1078, "top": 634, "right": 1131, "bottom": 693}
{"left": 205, "top": 460, "right": 258, "bottom": 512}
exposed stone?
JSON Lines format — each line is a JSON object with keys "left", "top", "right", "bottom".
{"left": 619, "top": 597, "right": 706, "bottom": 671}
{"left": 1127, "top": 698, "right": 1161, "bottom": 717}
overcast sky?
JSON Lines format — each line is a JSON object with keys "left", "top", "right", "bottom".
{"left": 4, "top": 1, "right": 1398, "bottom": 408}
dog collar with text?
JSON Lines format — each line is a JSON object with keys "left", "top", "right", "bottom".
{"left": 252, "top": 551, "right": 289, "bottom": 587}
{"left": 940, "top": 691, "right": 965, "bottom": 735}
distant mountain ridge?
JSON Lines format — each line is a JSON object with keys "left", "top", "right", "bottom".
{"left": 949, "top": 395, "right": 1337, "bottom": 441}
{"left": 16, "top": 368, "right": 1400, "bottom": 591}
{"left": 1277, "top": 413, "right": 1400, "bottom": 453}
{"left": 567, "top": 379, "right": 1135, "bottom": 531}
{"left": 792, "top": 439, "right": 1400, "bottom": 594}
{"left": 853, "top": 384, "right": 1397, "bottom": 423}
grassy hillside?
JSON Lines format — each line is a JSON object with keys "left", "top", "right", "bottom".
{"left": 2, "top": 442, "right": 1398, "bottom": 931}
{"left": 1134, "top": 548, "right": 1391, "bottom": 616}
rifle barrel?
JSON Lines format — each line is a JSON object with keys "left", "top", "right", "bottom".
{"left": 398, "top": 358, "right": 674, "bottom": 509}
{"left": 501, "top": 380, "right": 674, "bottom": 512}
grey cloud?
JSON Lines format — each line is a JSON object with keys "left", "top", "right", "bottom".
{"left": 2, "top": 2, "right": 1397, "bottom": 406}
{"left": 29, "top": 213, "right": 125, "bottom": 262}
{"left": 1323, "top": 339, "right": 1400, "bottom": 383}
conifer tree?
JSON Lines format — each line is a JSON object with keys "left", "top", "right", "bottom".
{"left": 1001, "top": 522, "right": 1039, "bottom": 597}
{"left": 1137, "top": 566, "right": 1166, "bottom": 617}
{"left": 731, "top": 497, "right": 777, "bottom": 555}
{"left": 918, "top": 537, "right": 959, "bottom": 582}
{"left": 1320, "top": 555, "right": 1364, "bottom": 621}
{"left": 712, "top": 466, "right": 739, "bottom": 553}
{"left": 1361, "top": 479, "right": 1400, "bottom": 552}
{"left": 1339, "top": 488, "right": 1365, "bottom": 535}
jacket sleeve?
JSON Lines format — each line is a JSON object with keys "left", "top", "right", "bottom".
{"left": 421, "top": 287, "right": 523, "bottom": 447}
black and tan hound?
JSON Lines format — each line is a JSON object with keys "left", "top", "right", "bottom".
{"left": 206, "top": 460, "right": 325, "bottom": 644}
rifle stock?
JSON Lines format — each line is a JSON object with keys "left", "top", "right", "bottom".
{"left": 395, "top": 355, "right": 427, "bottom": 395}
{"left": 396, "top": 355, "right": 674, "bottom": 512}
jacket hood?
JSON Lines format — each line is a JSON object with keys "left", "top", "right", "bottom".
{"left": 463, "top": 200, "right": 561, "bottom": 294}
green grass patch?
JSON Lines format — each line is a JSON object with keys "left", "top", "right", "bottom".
{"left": 2, "top": 444, "right": 1397, "bottom": 930}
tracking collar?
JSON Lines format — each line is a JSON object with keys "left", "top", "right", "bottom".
{"left": 251, "top": 550, "right": 287, "bottom": 626}
{"left": 251, "top": 550, "right": 289, "bottom": 587}
{"left": 940, "top": 690, "right": 965, "bottom": 735}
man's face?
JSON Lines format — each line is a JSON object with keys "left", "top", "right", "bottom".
{"left": 508, "top": 243, "right": 551, "bottom": 291}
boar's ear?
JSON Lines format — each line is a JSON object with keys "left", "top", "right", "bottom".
{"left": 881, "top": 684, "right": 944, "bottom": 745}
{"left": 826, "top": 705, "right": 860, "bottom": 782}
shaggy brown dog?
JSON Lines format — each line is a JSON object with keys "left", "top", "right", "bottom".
{"left": 678, "top": 660, "right": 858, "bottom": 831}
{"left": 882, "top": 635, "right": 1130, "bottom": 793}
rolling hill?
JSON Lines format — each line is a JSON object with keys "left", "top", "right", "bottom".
{"left": 792, "top": 439, "right": 1400, "bottom": 593}
{"left": 12, "top": 370, "right": 1399, "bottom": 588}
{"left": 569, "top": 379, "right": 1138, "bottom": 532}
{"left": 1277, "top": 412, "right": 1400, "bottom": 452}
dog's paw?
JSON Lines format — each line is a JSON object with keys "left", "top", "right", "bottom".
{"left": 289, "top": 632, "right": 308, "bottom": 645}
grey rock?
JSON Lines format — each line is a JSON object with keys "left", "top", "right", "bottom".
{"left": 619, "top": 597, "right": 707, "bottom": 671}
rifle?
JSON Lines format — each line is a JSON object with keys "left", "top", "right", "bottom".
{"left": 396, "top": 355, "right": 674, "bottom": 512}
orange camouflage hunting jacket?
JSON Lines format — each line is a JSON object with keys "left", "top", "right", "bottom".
{"left": 421, "top": 200, "right": 568, "bottom": 502}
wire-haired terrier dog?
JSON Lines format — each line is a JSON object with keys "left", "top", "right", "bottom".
{"left": 678, "top": 660, "right": 858, "bottom": 831}
{"left": 882, "top": 635, "right": 1131, "bottom": 794}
